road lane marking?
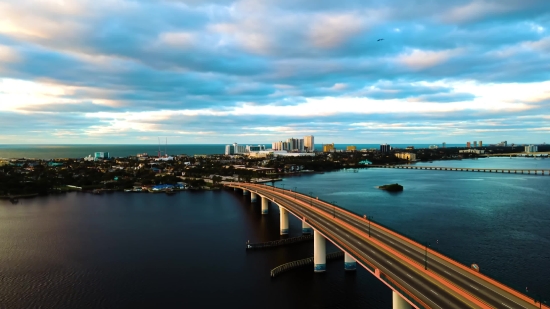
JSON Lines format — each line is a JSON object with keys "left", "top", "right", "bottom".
{"left": 431, "top": 289, "right": 439, "bottom": 296}
{"left": 469, "top": 285, "right": 479, "bottom": 291}
{"left": 501, "top": 303, "right": 513, "bottom": 309}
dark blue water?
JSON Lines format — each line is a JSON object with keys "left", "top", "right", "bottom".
{"left": 0, "top": 158, "right": 549, "bottom": 308}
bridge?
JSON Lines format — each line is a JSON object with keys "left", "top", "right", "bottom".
{"left": 226, "top": 182, "right": 548, "bottom": 309}
{"left": 365, "top": 165, "right": 550, "bottom": 175}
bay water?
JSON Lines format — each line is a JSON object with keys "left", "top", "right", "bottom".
{"left": 0, "top": 157, "right": 549, "bottom": 308}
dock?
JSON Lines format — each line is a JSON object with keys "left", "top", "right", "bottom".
{"left": 270, "top": 251, "right": 344, "bottom": 277}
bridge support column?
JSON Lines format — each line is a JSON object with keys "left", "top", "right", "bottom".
{"left": 344, "top": 252, "right": 356, "bottom": 271}
{"left": 279, "top": 206, "right": 289, "bottom": 235}
{"left": 243, "top": 189, "right": 249, "bottom": 196}
{"left": 314, "top": 230, "right": 326, "bottom": 272}
{"left": 250, "top": 192, "right": 257, "bottom": 203}
{"left": 302, "top": 220, "right": 312, "bottom": 234}
{"left": 261, "top": 197, "right": 269, "bottom": 214}
{"left": 392, "top": 291, "right": 412, "bottom": 309}
{"left": 234, "top": 188, "right": 237, "bottom": 191}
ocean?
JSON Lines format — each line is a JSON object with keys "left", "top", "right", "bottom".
{"left": 0, "top": 144, "right": 466, "bottom": 160}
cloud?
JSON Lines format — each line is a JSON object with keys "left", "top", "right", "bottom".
{"left": 0, "top": 0, "right": 549, "bottom": 144}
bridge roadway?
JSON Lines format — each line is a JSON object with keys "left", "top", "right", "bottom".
{"left": 228, "top": 183, "right": 546, "bottom": 309}
{"left": 366, "top": 165, "right": 550, "bottom": 175}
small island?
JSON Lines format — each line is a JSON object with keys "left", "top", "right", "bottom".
{"left": 378, "top": 183, "right": 403, "bottom": 191}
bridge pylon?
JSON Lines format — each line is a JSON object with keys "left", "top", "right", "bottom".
{"left": 250, "top": 192, "right": 257, "bottom": 203}
{"left": 392, "top": 291, "right": 412, "bottom": 309}
{"left": 261, "top": 196, "right": 269, "bottom": 214}
{"left": 314, "top": 230, "right": 326, "bottom": 272}
{"left": 279, "top": 206, "right": 289, "bottom": 235}
{"left": 302, "top": 220, "right": 312, "bottom": 234}
{"left": 344, "top": 252, "right": 356, "bottom": 271}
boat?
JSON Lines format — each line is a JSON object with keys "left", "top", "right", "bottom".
{"left": 166, "top": 188, "right": 176, "bottom": 195}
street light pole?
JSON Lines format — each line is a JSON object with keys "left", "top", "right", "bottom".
{"left": 425, "top": 242, "right": 431, "bottom": 270}
{"left": 281, "top": 184, "right": 285, "bottom": 192}
{"left": 367, "top": 216, "right": 373, "bottom": 237}
{"left": 293, "top": 186, "right": 297, "bottom": 199}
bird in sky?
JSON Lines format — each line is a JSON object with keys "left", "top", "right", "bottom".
{"left": 377, "top": 38, "right": 384, "bottom": 41}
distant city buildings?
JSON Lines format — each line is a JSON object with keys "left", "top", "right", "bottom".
{"left": 459, "top": 149, "right": 485, "bottom": 154}
{"left": 473, "top": 141, "right": 478, "bottom": 147}
{"left": 322, "top": 143, "right": 335, "bottom": 152}
{"left": 395, "top": 152, "right": 416, "bottom": 161}
{"left": 304, "top": 135, "right": 315, "bottom": 152}
{"left": 225, "top": 143, "right": 264, "bottom": 155}
{"left": 346, "top": 145, "right": 357, "bottom": 151}
{"left": 497, "top": 141, "right": 508, "bottom": 147}
{"left": 442, "top": 142, "right": 446, "bottom": 148}
{"left": 466, "top": 142, "right": 471, "bottom": 148}
{"left": 525, "top": 145, "right": 538, "bottom": 153}
{"left": 479, "top": 141, "right": 483, "bottom": 147}
{"left": 380, "top": 144, "right": 391, "bottom": 153}
{"left": 406, "top": 146, "right": 415, "bottom": 150}
{"left": 94, "top": 152, "right": 110, "bottom": 160}
{"left": 429, "top": 145, "right": 439, "bottom": 149}
{"left": 271, "top": 136, "right": 315, "bottom": 152}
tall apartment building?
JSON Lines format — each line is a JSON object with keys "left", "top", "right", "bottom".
{"left": 466, "top": 142, "right": 471, "bottom": 148}
{"left": 525, "top": 145, "right": 538, "bottom": 153}
{"left": 442, "top": 142, "right": 446, "bottom": 148}
{"left": 473, "top": 141, "right": 478, "bottom": 147}
{"left": 304, "top": 135, "right": 315, "bottom": 152}
{"left": 479, "top": 141, "right": 483, "bottom": 147}
{"left": 380, "top": 144, "right": 391, "bottom": 153}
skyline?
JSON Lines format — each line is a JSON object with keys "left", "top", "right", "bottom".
{"left": 1, "top": 0, "right": 550, "bottom": 144}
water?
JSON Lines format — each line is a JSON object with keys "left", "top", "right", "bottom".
{"left": 0, "top": 144, "right": 231, "bottom": 160}
{"left": 0, "top": 144, "right": 469, "bottom": 160}
{"left": 0, "top": 158, "right": 549, "bottom": 308}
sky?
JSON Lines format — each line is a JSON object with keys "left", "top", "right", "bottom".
{"left": 0, "top": 0, "right": 549, "bottom": 145}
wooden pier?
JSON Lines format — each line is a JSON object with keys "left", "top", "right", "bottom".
{"left": 270, "top": 251, "right": 344, "bottom": 277}
{"left": 366, "top": 165, "right": 550, "bottom": 175}
{"left": 247, "top": 234, "right": 313, "bottom": 250}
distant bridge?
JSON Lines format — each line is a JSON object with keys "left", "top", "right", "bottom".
{"left": 226, "top": 182, "right": 548, "bottom": 309}
{"left": 365, "top": 165, "right": 550, "bottom": 175}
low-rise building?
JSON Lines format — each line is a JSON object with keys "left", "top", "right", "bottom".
{"left": 395, "top": 152, "right": 416, "bottom": 161}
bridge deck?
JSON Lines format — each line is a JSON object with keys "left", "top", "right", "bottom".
{"left": 228, "top": 183, "right": 547, "bottom": 309}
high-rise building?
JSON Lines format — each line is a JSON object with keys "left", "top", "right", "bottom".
{"left": 380, "top": 144, "right": 391, "bottom": 153}
{"left": 94, "top": 152, "right": 110, "bottom": 160}
{"left": 225, "top": 145, "right": 234, "bottom": 155}
{"left": 442, "top": 142, "right": 446, "bottom": 148}
{"left": 479, "top": 141, "right": 483, "bottom": 147}
{"left": 473, "top": 141, "right": 477, "bottom": 147}
{"left": 525, "top": 145, "right": 538, "bottom": 153}
{"left": 346, "top": 145, "right": 357, "bottom": 151}
{"left": 466, "top": 142, "right": 471, "bottom": 148}
{"left": 304, "top": 135, "right": 315, "bottom": 152}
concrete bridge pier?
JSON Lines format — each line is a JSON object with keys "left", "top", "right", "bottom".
{"left": 243, "top": 189, "right": 249, "bottom": 196}
{"left": 234, "top": 187, "right": 238, "bottom": 192}
{"left": 261, "top": 196, "right": 269, "bottom": 214}
{"left": 302, "top": 220, "right": 312, "bottom": 234}
{"left": 344, "top": 252, "right": 356, "bottom": 271}
{"left": 392, "top": 291, "right": 412, "bottom": 309}
{"left": 250, "top": 192, "right": 257, "bottom": 203}
{"left": 314, "top": 230, "right": 326, "bottom": 272}
{"left": 279, "top": 206, "right": 289, "bottom": 235}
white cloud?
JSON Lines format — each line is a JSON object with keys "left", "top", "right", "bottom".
{"left": 396, "top": 48, "right": 463, "bottom": 70}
